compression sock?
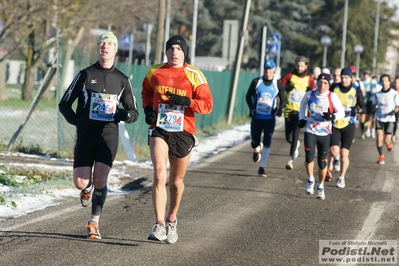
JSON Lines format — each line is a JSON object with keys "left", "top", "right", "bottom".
{"left": 377, "top": 146, "right": 383, "bottom": 155}
{"left": 260, "top": 147, "right": 271, "bottom": 168}
{"left": 91, "top": 186, "right": 107, "bottom": 216}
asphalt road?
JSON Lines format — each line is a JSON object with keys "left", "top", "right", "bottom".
{"left": 1, "top": 120, "right": 399, "bottom": 266}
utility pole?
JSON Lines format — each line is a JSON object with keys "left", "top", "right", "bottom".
{"left": 372, "top": 0, "right": 381, "bottom": 75}
{"left": 162, "top": 0, "right": 172, "bottom": 62}
{"left": 155, "top": 0, "right": 166, "bottom": 64}
{"left": 340, "top": 0, "right": 348, "bottom": 68}
{"left": 190, "top": 0, "right": 198, "bottom": 65}
{"left": 227, "top": 0, "right": 251, "bottom": 125}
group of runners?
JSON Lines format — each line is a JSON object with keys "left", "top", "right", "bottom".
{"left": 247, "top": 56, "right": 399, "bottom": 200}
{"left": 58, "top": 30, "right": 399, "bottom": 241}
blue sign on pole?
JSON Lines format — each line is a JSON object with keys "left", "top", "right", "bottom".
{"left": 122, "top": 35, "right": 131, "bottom": 46}
{"left": 269, "top": 33, "right": 281, "bottom": 56}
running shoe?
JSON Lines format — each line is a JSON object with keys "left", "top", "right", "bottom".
{"left": 378, "top": 155, "right": 385, "bottom": 165}
{"left": 305, "top": 180, "right": 315, "bottom": 195}
{"left": 371, "top": 129, "right": 376, "bottom": 139}
{"left": 336, "top": 177, "right": 345, "bottom": 188}
{"left": 361, "top": 133, "right": 366, "bottom": 140}
{"left": 317, "top": 186, "right": 325, "bottom": 200}
{"left": 148, "top": 223, "right": 167, "bottom": 241}
{"left": 286, "top": 157, "right": 294, "bottom": 170}
{"left": 333, "top": 158, "right": 341, "bottom": 172}
{"left": 165, "top": 220, "right": 178, "bottom": 244}
{"left": 325, "top": 169, "right": 332, "bottom": 182}
{"left": 387, "top": 143, "right": 393, "bottom": 152}
{"left": 80, "top": 183, "right": 93, "bottom": 207}
{"left": 294, "top": 140, "right": 300, "bottom": 159}
{"left": 365, "top": 130, "right": 371, "bottom": 138}
{"left": 258, "top": 167, "right": 267, "bottom": 178}
{"left": 86, "top": 221, "right": 101, "bottom": 240}
{"left": 252, "top": 143, "right": 263, "bottom": 163}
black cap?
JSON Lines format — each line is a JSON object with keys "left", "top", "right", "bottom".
{"left": 166, "top": 35, "right": 187, "bottom": 58}
{"left": 317, "top": 73, "right": 332, "bottom": 84}
{"left": 341, "top": 67, "right": 353, "bottom": 78}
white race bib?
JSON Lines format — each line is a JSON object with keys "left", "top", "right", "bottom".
{"left": 156, "top": 103, "right": 185, "bottom": 132}
{"left": 89, "top": 92, "right": 117, "bottom": 121}
{"left": 289, "top": 89, "right": 305, "bottom": 104}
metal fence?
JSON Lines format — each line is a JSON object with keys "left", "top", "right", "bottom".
{"left": 1, "top": 38, "right": 257, "bottom": 160}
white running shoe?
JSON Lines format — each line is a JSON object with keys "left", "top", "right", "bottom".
{"left": 365, "top": 130, "right": 371, "bottom": 138}
{"left": 294, "top": 140, "right": 300, "bottom": 159}
{"left": 371, "top": 129, "right": 376, "bottom": 139}
{"left": 286, "top": 158, "right": 294, "bottom": 170}
{"left": 305, "top": 180, "right": 315, "bottom": 195}
{"left": 252, "top": 143, "right": 263, "bottom": 163}
{"left": 317, "top": 186, "right": 325, "bottom": 200}
{"left": 148, "top": 223, "right": 167, "bottom": 241}
{"left": 333, "top": 157, "right": 341, "bottom": 172}
{"left": 165, "top": 220, "right": 178, "bottom": 244}
{"left": 336, "top": 177, "right": 345, "bottom": 188}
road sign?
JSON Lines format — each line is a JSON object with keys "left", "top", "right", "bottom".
{"left": 269, "top": 33, "right": 281, "bottom": 56}
{"left": 122, "top": 35, "right": 131, "bottom": 46}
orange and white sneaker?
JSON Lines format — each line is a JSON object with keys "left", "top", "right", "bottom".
{"left": 252, "top": 143, "right": 263, "bottom": 163}
{"left": 325, "top": 169, "right": 332, "bottom": 182}
{"left": 387, "top": 143, "right": 393, "bottom": 152}
{"left": 378, "top": 155, "right": 385, "bottom": 165}
{"left": 80, "top": 184, "right": 93, "bottom": 207}
{"left": 86, "top": 221, "right": 101, "bottom": 240}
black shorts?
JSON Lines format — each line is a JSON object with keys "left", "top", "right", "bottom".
{"left": 330, "top": 123, "right": 356, "bottom": 150}
{"left": 74, "top": 126, "right": 119, "bottom": 168}
{"left": 366, "top": 101, "right": 374, "bottom": 115}
{"left": 149, "top": 127, "right": 196, "bottom": 159}
{"left": 376, "top": 120, "right": 395, "bottom": 134}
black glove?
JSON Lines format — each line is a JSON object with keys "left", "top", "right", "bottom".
{"left": 167, "top": 91, "right": 191, "bottom": 107}
{"left": 75, "top": 117, "right": 90, "bottom": 133}
{"left": 298, "top": 119, "right": 306, "bottom": 128}
{"left": 249, "top": 109, "right": 256, "bottom": 118}
{"left": 323, "top": 110, "right": 335, "bottom": 121}
{"left": 285, "top": 84, "right": 294, "bottom": 92}
{"left": 114, "top": 108, "right": 129, "bottom": 122}
{"left": 144, "top": 105, "right": 156, "bottom": 125}
{"left": 275, "top": 108, "right": 283, "bottom": 117}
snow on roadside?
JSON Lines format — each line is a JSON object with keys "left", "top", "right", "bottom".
{"left": 0, "top": 124, "right": 250, "bottom": 220}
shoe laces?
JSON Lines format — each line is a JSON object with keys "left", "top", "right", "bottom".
{"left": 86, "top": 223, "right": 99, "bottom": 232}
{"left": 80, "top": 190, "right": 91, "bottom": 200}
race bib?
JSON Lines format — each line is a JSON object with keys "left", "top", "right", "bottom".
{"left": 309, "top": 103, "right": 328, "bottom": 121}
{"left": 289, "top": 89, "right": 306, "bottom": 104}
{"left": 89, "top": 92, "right": 117, "bottom": 121}
{"left": 156, "top": 103, "right": 185, "bottom": 132}
{"left": 343, "top": 104, "right": 352, "bottom": 117}
{"left": 256, "top": 94, "right": 273, "bottom": 115}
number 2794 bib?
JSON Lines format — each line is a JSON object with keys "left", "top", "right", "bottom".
{"left": 156, "top": 103, "right": 185, "bottom": 132}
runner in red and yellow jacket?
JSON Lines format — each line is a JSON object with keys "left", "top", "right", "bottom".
{"left": 280, "top": 56, "right": 315, "bottom": 170}
{"left": 141, "top": 35, "right": 213, "bottom": 244}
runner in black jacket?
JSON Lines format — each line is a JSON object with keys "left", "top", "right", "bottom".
{"left": 59, "top": 32, "right": 139, "bottom": 240}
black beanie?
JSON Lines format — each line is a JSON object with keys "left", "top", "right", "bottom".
{"left": 341, "top": 67, "right": 353, "bottom": 78}
{"left": 317, "top": 73, "right": 332, "bottom": 84}
{"left": 166, "top": 35, "right": 187, "bottom": 58}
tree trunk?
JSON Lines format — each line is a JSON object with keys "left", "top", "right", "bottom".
{"left": 21, "top": 65, "right": 35, "bottom": 100}
{"left": 61, "top": 26, "right": 85, "bottom": 92}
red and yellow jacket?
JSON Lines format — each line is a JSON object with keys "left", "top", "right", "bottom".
{"left": 141, "top": 62, "right": 213, "bottom": 135}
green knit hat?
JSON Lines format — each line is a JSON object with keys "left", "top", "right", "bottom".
{"left": 97, "top": 32, "right": 118, "bottom": 53}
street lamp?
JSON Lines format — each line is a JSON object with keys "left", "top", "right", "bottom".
{"left": 320, "top": 35, "right": 332, "bottom": 67}
{"left": 354, "top": 44, "right": 364, "bottom": 76}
